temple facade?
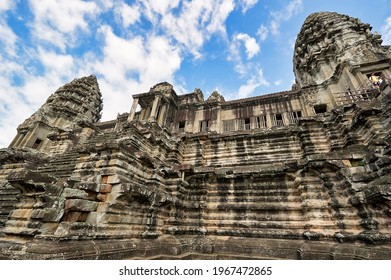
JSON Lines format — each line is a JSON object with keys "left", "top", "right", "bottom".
{"left": 0, "top": 12, "right": 391, "bottom": 259}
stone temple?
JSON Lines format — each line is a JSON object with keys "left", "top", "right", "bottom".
{"left": 0, "top": 12, "right": 391, "bottom": 259}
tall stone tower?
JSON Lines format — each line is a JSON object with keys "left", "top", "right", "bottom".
{"left": 8, "top": 75, "right": 103, "bottom": 153}
{"left": 293, "top": 12, "right": 391, "bottom": 112}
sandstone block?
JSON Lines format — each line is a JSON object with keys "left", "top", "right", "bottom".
{"left": 65, "top": 199, "right": 98, "bottom": 212}
{"left": 96, "top": 193, "right": 107, "bottom": 201}
{"left": 75, "top": 182, "right": 99, "bottom": 192}
{"left": 62, "top": 188, "right": 88, "bottom": 199}
{"left": 99, "top": 184, "right": 112, "bottom": 193}
{"left": 42, "top": 208, "right": 64, "bottom": 222}
{"left": 10, "top": 209, "right": 32, "bottom": 219}
{"left": 31, "top": 209, "right": 45, "bottom": 219}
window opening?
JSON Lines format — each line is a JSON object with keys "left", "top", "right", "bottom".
{"left": 314, "top": 104, "right": 327, "bottom": 114}
{"left": 244, "top": 118, "right": 251, "bottom": 130}
{"left": 288, "top": 111, "right": 302, "bottom": 124}
{"left": 200, "top": 120, "right": 209, "bottom": 132}
{"left": 178, "top": 121, "right": 186, "bottom": 132}
{"left": 32, "top": 138, "right": 42, "bottom": 149}
{"left": 223, "top": 119, "right": 236, "bottom": 132}
{"left": 256, "top": 115, "right": 267, "bottom": 128}
{"left": 273, "top": 113, "right": 284, "bottom": 127}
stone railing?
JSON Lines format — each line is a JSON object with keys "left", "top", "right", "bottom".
{"left": 334, "top": 88, "right": 379, "bottom": 105}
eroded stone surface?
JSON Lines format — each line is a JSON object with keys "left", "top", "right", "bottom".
{"left": 0, "top": 12, "right": 390, "bottom": 259}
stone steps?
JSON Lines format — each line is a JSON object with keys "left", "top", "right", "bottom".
{"left": 37, "top": 151, "right": 80, "bottom": 178}
{"left": 168, "top": 226, "right": 307, "bottom": 239}
{"left": 183, "top": 135, "right": 303, "bottom": 166}
{"left": 201, "top": 220, "right": 341, "bottom": 229}
{"left": 204, "top": 202, "right": 318, "bottom": 211}
{"left": 203, "top": 213, "right": 306, "bottom": 221}
{"left": 3, "top": 220, "right": 41, "bottom": 235}
{"left": 0, "top": 183, "right": 20, "bottom": 229}
{"left": 300, "top": 127, "right": 331, "bottom": 154}
{"left": 205, "top": 197, "right": 301, "bottom": 203}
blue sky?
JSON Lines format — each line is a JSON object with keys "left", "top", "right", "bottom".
{"left": 0, "top": 0, "right": 390, "bottom": 148}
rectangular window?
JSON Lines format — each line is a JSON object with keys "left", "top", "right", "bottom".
{"left": 31, "top": 138, "right": 42, "bottom": 149}
{"left": 200, "top": 120, "right": 209, "bottom": 132}
{"left": 244, "top": 118, "right": 251, "bottom": 130}
{"left": 178, "top": 121, "right": 186, "bottom": 132}
{"left": 255, "top": 115, "right": 267, "bottom": 128}
{"left": 288, "top": 111, "right": 302, "bottom": 124}
{"left": 273, "top": 113, "right": 284, "bottom": 127}
{"left": 237, "top": 118, "right": 252, "bottom": 131}
{"left": 223, "top": 119, "right": 236, "bottom": 132}
{"left": 314, "top": 104, "right": 327, "bottom": 114}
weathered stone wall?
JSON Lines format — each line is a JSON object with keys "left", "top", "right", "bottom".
{"left": 0, "top": 12, "right": 390, "bottom": 259}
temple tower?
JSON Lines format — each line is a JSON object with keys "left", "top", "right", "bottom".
{"left": 293, "top": 12, "right": 391, "bottom": 110}
{"left": 8, "top": 75, "right": 103, "bottom": 152}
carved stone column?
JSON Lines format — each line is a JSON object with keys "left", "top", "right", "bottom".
{"left": 148, "top": 95, "right": 161, "bottom": 122}
{"left": 128, "top": 97, "right": 139, "bottom": 122}
{"left": 157, "top": 103, "right": 167, "bottom": 126}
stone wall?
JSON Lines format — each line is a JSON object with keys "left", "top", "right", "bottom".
{"left": 0, "top": 12, "right": 390, "bottom": 259}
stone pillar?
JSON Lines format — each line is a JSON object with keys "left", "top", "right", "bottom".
{"left": 9, "top": 131, "right": 25, "bottom": 148}
{"left": 215, "top": 106, "right": 222, "bottom": 133}
{"left": 20, "top": 124, "right": 39, "bottom": 148}
{"left": 283, "top": 113, "right": 290, "bottom": 126}
{"left": 148, "top": 95, "right": 161, "bottom": 122}
{"left": 266, "top": 114, "right": 273, "bottom": 128}
{"left": 128, "top": 98, "right": 139, "bottom": 122}
{"left": 157, "top": 103, "right": 167, "bottom": 126}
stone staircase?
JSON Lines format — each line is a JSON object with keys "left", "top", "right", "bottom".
{"left": 37, "top": 151, "right": 81, "bottom": 178}
{"left": 0, "top": 183, "right": 20, "bottom": 230}
{"left": 296, "top": 167, "right": 361, "bottom": 237}
{"left": 183, "top": 131, "right": 303, "bottom": 167}
{"left": 169, "top": 173, "right": 305, "bottom": 239}
{"left": 166, "top": 155, "right": 379, "bottom": 241}
{"left": 300, "top": 125, "right": 331, "bottom": 155}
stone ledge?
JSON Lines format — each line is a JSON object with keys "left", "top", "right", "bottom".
{"left": 0, "top": 236, "right": 390, "bottom": 260}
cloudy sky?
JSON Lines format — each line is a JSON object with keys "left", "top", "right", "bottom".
{"left": 0, "top": 0, "right": 390, "bottom": 148}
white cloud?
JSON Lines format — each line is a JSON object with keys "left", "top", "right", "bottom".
{"left": 94, "top": 26, "right": 147, "bottom": 83}
{"left": 235, "top": 33, "right": 260, "bottom": 59}
{"left": 28, "top": 0, "right": 99, "bottom": 50}
{"left": 0, "top": 1, "right": 17, "bottom": 56}
{"left": 239, "top": 0, "right": 259, "bottom": 13}
{"left": 238, "top": 68, "right": 269, "bottom": 98}
{"left": 270, "top": 0, "right": 303, "bottom": 36}
{"left": 95, "top": 0, "right": 114, "bottom": 10}
{"left": 114, "top": 2, "right": 141, "bottom": 28}
{"left": 87, "top": 26, "right": 181, "bottom": 120}
{"left": 274, "top": 80, "right": 282, "bottom": 86}
{"left": 140, "top": 36, "right": 181, "bottom": 85}
{"left": 38, "top": 49, "right": 74, "bottom": 78}
{"left": 0, "top": 0, "right": 15, "bottom": 12}
{"left": 0, "top": 19, "right": 17, "bottom": 56}
{"left": 207, "top": 0, "right": 235, "bottom": 34}
{"left": 257, "top": 24, "right": 268, "bottom": 41}
{"left": 381, "top": 16, "right": 391, "bottom": 45}
{"left": 228, "top": 32, "right": 260, "bottom": 76}
{"left": 144, "top": 0, "right": 180, "bottom": 15}
{"left": 228, "top": 37, "right": 246, "bottom": 75}
{"left": 160, "top": 0, "right": 234, "bottom": 58}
